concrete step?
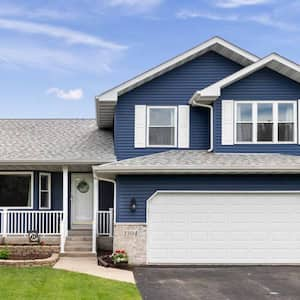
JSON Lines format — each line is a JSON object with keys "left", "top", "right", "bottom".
{"left": 64, "top": 245, "right": 93, "bottom": 252}
{"left": 60, "top": 251, "right": 96, "bottom": 258}
{"left": 68, "top": 230, "right": 92, "bottom": 236}
{"left": 66, "top": 236, "right": 92, "bottom": 242}
{"left": 65, "top": 241, "right": 92, "bottom": 248}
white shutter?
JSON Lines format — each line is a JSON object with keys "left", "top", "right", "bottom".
{"left": 134, "top": 105, "right": 146, "bottom": 148}
{"left": 298, "top": 100, "right": 300, "bottom": 144}
{"left": 222, "top": 100, "right": 234, "bottom": 145}
{"left": 178, "top": 105, "right": 190, "bottom": 148}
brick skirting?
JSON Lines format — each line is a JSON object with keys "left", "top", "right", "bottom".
{"left": 0, "top": 253, "right": 59, "bottom": 267}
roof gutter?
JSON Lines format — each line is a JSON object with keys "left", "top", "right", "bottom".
{"left": 94, "top": 168, "right": 300, "bottom": 175}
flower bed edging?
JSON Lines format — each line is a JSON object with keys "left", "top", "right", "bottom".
{"left": 0, "top": 253, "right": 59, "bottom": 267}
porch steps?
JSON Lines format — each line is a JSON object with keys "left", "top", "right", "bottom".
{"left": 67, "top": 236, "right": 92, "bottom": 241}
{"left": 60, "top": 252, "right": 96, "bottom": 258}
{"left": 68, "top": 229, "right": 93, "bottom": 236}
{"left": 63, "top": 229, "right": 94, "bottom": 256}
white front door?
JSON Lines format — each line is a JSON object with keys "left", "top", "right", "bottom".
{"left": 71, "top": 173, "right": 93, "bottom": 228}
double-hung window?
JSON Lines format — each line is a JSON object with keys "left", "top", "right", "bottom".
{"left": 235, "top": 101, "right": 296, "bottom": 143}
{"left": 147, "top": 106, "right": 177, "bottom": 147}
{"left": 257, "top": 103, "right": 273, "bottom": 142}
{"left": 278, "top": 103, "right": 295, "bottom": 142}
{"left": 236, "top": 103, "right": 253, "bottom": 142}
{"left": 39, "top": 173, "right": 51, "bottom": 209}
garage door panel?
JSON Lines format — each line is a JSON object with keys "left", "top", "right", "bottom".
{"left": 147, "top": 192, "right": 300, "bottom": 264}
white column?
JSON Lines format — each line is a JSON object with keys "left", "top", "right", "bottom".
{"left": 92, "top": 176, "right": 99, "bottom": 254}
{"left": 63, "top": 166, "right": 69, "bottom": 237}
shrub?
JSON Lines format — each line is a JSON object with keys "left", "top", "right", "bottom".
{"left": 111, "top": 249, "right": 128, "bottom": 264}
{"left": 0, "top": 248, "right": 10, "bottom": 260}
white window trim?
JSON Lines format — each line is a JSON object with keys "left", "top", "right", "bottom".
{"left": 234, "top": 101, "right": 297, "bottom": 144}
{"left": 0, "top": 172, "right": 34, "bottom": 209}
{"left": 146, "top": 106, "right": 178, "bottom": 148}
{"left": 39, "top": 173, "right": 51, "bottom": 210}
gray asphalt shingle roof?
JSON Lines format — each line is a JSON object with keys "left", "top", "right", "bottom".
{"left": 94, "top": 150, "right": 300, "bottom": 175}
{"left": 0, "top": 119, "right": 115, "bottom": 163}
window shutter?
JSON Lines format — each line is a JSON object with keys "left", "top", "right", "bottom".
{"left": 298, "top": 100, "right": 300, "bottom": 144}
{"left": 222, "top": 100, "right": 234, "bottom": 145}
{"left": 134, "top": 105, "right": 146, "bottom": 148}
{"left": 178, "top": 105, "right": 190, "bottom": 148}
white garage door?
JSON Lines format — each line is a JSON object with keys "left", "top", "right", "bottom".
{"left": 147, "top": 192, "right": 300, "bottom": 264}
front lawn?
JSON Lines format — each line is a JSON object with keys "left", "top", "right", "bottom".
{"left": 0, "top": 267, "right": 141, "bottom": 300}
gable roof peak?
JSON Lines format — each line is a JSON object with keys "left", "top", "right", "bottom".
{"left": 96, "top": 36, "right": 259, "bottom": 128}
{"left": 191, "top": 52, "right": 300, "bottom": 104}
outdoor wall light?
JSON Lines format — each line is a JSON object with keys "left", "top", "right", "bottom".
{"left": 130, "top": 197, "right": 137, "bottom": 212}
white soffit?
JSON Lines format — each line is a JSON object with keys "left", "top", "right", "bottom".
{"left": 96, "top": 37, "right": 259, "bottom": 128}
{"left": 191, "top": 53, "right": 300, "bottom": 104}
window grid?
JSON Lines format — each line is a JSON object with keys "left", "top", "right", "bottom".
{"left": 235, "top": 101, "right": 297, "bottom": 144}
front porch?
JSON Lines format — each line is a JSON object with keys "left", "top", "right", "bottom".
{"left": 0, "top": 166, "right": 114, "bottom": 254}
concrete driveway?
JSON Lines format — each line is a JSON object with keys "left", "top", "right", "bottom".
{"left": 134, "top": 266, "right": 300, "bottom": 300}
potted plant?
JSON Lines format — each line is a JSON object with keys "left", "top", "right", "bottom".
{"left": 111, "top": 249, "right": 128, "bottom": 265}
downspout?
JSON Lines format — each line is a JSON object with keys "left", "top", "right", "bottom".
{"left": 193, "top": 102, "right": 214, "bottom": 152}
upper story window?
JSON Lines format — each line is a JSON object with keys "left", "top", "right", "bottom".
{"left": 39, "top": 173, "right": 51, "bottom": 209}
{"left": 147, "top": 106, "right": 177, "bottom": 147}
{"left": 235, "top": 101, "right": 297, "bottom": 144}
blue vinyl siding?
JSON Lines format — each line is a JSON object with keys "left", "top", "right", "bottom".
{"left": 51, "top": 172, "right": 63, "bottom": 210}
{"left": 115, "top": 51, "right": 242, "bottom": 160}
{"left": 116, "top": 174, "right": 300, "bottom": 223}
{"left": 215, "top": 67, "right": 300, "bottom": 153}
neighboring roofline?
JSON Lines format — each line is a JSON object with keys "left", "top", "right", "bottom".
{"left": 96, "top": 36, "right": 259, "bottom": 103}
{"left": 0, "top": 160, "right": 116, "bottom": 165}
{"left": 0, "top": 118, "right": 96, "bottom": 121}
{"left": 190, "top": 53, "right": 300, "bottom": 104}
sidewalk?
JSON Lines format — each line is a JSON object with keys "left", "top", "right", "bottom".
{"left": 54, "top": 256, "right": 135, "bottom": 284}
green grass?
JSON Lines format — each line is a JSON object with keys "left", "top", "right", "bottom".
{"left": 0, "top": 266, "right": 141, "bottom": 300}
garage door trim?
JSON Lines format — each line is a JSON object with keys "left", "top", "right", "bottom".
{"left": 146, "top": 190, "right": 300, "bottom": 265}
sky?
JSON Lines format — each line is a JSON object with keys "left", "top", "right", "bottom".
{"left": 0, "top": 0, "right": 299, "bottom": 119}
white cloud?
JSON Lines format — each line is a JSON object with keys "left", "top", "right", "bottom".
{"left": 0, "top": 18, "right": 126, "bottom": 50}
{"left": 0, "top": 3, "right": 75, "bottom": 20}
{"left": 248, "top": 14, "right": 298, "bottom": 31}
{"left": 176, "top": 9, "right": 298, "bottom": 32}
{"left": 177, "top": 10, "right": 238, "bottom": 21}
{"left": 46, "top": 88, "right": 83, "bottom": 100}
{"left": 0, "top": 44, "right": 116, "bottom": 74}
{"left": 107, "top": 0, "right": 162, "bottom": 11}
{"left": 216, "top": 0, "right": 271, "bottom": 8}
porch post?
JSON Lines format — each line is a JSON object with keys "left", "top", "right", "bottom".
{"left": 92, "top": 175, "right": 99, "bottom": 254}
{"left": 63, "top": 166, "right": 69, "bottom": 237}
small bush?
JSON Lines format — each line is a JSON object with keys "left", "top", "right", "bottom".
{"left": 0, "top": 248, "right": 9, "bottom": 260}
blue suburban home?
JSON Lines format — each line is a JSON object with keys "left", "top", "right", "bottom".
{"left": 3, "top": 37, "right": 300, "bottom": 265}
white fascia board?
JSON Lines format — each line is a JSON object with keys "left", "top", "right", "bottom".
{"left": 96, "top": 37, "right": 259, "bottom": 102}
{"left": 94, "top": 167, "right": 300, "bottom": 176}
{"left": 191, "top": 53, "right": 300, "bottom": 104}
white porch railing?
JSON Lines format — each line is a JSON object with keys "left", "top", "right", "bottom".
{"left": 0, "top": 210, "right": 64, "bottom": 236}
{"left": 96, "top": 209, "right": 113, "bottom": 237}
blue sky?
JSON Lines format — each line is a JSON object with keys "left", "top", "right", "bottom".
{"left": 0, "top": 0, "right": 299, "bottom": 118}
